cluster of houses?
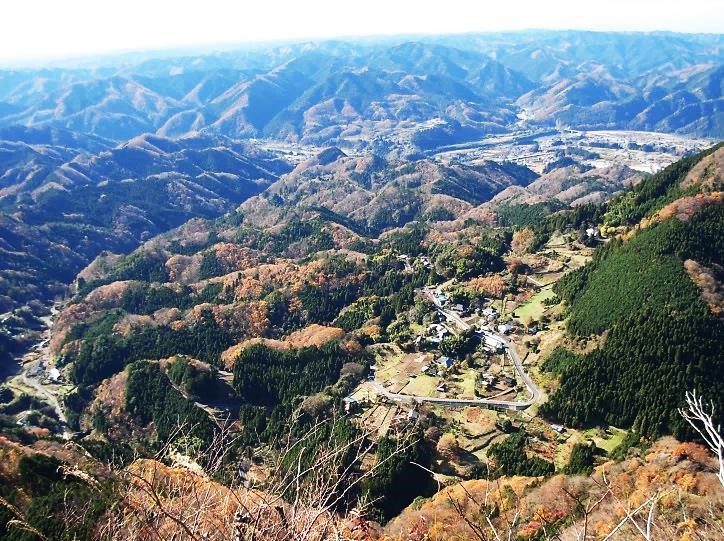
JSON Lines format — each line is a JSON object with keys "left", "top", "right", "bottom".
{"left": 421, "top": 323, "right": 450, "bottom": 345}
{"left": 433, "top": 290, "right": 447, "bottom": 306}
{"left": 480, "top": 331, "right": 506, "bottom": 353}
{"left": 478, "top": 308, "right": 517, "bottom": 336}
{"left": 478, "top": 372, "right": 517, "bottom": 392}
{"left": 26, "top": 361, "right": 63, "bottom": 384}
{"left": 435, "top": 355, "right": 454, "bottom": 370}
{"left": 479, "top": 373, "right": 498, "bottom": 389}
{"left": 435, "top": 291, "right": 518, "bottom": 336}
{"left": 481, "top": 307, "right": 498, "bottom": 321}
{"left": 396, "top": 254, "right": 434, "bottom": 272}
{"left": 418, "top": 256, "right": 433, "bottom": 269}
{"left": 432, "top": 291, "right": 470, "bottom": 317}
{"left": 497, "top": 322, "right": 515, "bottom": 334}
{"left": 417, "top": 355, "right": 455, "bottom": 379}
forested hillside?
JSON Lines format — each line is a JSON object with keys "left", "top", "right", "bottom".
{"left": 1, "top": 137, "right": 723, "bottom": 540}
{"left": 0, "top": 133, "right": 290, "bottom": 365}
{"left": 542, "top": 146, "right": 724, "bottom": 438}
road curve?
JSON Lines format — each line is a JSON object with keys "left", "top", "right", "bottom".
{"left": 20, "top": 373, "right": 68, "bottom": 425}
{"left": 382, "top": 288, "right": 543, "bottom": 411}
{"left": 371, "top": 341, "right": 538, "bottom": 411}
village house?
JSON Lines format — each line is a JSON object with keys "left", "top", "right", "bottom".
{"left": 343, "top": 396, "right": 360, "bottom": 413}
{"left": 436, "top": 356, "right": 453, "bottom": 369}
{"left": 481, "top": 332, "right": 506, "bottom": 352}
{"left": 497, "top": 323, "right": 514, "bottom": 334}
{"left": 426, "top": 323, "right": 450, "bottom": 344}
{"left": 481, "top": 307, "right": 498, "bottom": 320}
{"left": 46, "top": 367, "right": 62, "bottom": 383}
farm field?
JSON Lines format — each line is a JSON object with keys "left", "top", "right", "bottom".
{"left": 513, "top": 286, "right": 556, "bottom": 321}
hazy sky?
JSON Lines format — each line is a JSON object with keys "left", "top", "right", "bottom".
{"left": 3, "top": 0, "right": 723, "bottom": 63}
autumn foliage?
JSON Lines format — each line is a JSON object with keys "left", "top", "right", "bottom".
{"left": 511, "top": 227, "right": 536, "bottom": 255}
{"left": 467, "top": 275, "right": 506, "bottom": 297}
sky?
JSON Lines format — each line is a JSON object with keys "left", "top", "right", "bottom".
{"left": 2, "top": 0, "right": 723, "bottom": 64}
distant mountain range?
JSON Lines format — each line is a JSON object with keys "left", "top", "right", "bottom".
{"left": 0, "top": 128, "right": 289, "bottom": 316}
{"left": 0, "top": 30, "right": 721, "bottom": 363}
{"left": 0, "top": 31, "right": 721, "bottom": 146}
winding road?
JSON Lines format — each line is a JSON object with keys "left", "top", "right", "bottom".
{"left": 374, "top": 288, "right": 542, "bottom": 411}
{"left": 20, "top": 372, "right": 68, "bottom": 425}
{"left": 10, "top": 305, "right": 74, "bottom": 438}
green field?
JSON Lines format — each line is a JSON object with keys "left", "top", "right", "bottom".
{"left": 451, "top": 370, "right": 477, "bottom": 399}
{"left": 555, "top": 426, "right": 628, "bottom": 468}
{"left": 403, "top": 374, "right": 438, "bottom": 397}
{"left": 513, "top": 287, "right": 556, "bottom": 322}
{"left": 546, "top": 231, "right": 567, "bottom": 247}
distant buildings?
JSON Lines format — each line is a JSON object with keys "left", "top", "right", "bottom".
{"left": 426, "top": 323, "right": 450, "bottom": 344}
{"left": 47, "top": 367, "right": 62, "bottom": 383}
{"left": 481, "top": 332, "right": 506, "bottom": 352}
{"left": 480, "top": 373, "right": 497, "bottom": 385}
{"left": 418, "top": 256, "right": 433, "bottom": 269}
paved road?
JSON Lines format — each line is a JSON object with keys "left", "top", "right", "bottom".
{"left": 422, "top": 287, "right": 472, "bottom": 332}
{"left": 12, "top": 305, "right": 73, "bottom": 439}
{"left": 385, "top": 288, "right": 544, "bottom": 411}
{"left": 20, "top": 373, "right": 69, "bottom": 426}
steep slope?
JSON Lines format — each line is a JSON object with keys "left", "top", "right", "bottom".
{"left": 517, "top": 68, "right": 722, "bottom": 136}
{"left": 460, "top": 30, "right": 723, "bottom": 82}
{"left": 386, "top": 437, "right": 723, "bottom": 540}
{"left": 492, "top": 164, "right": 644, "bottom": 206}
{"left": 206, "top": 55, "right": 332, "bottom": 137}
{"left": 2, "top": 76, "right": 186, "bottom": 141}
{"left": 541, "top": 145, "right": 724, "bottom": 438}
{"left": 0, "top": 126, "right": 113, "bottom": 197}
